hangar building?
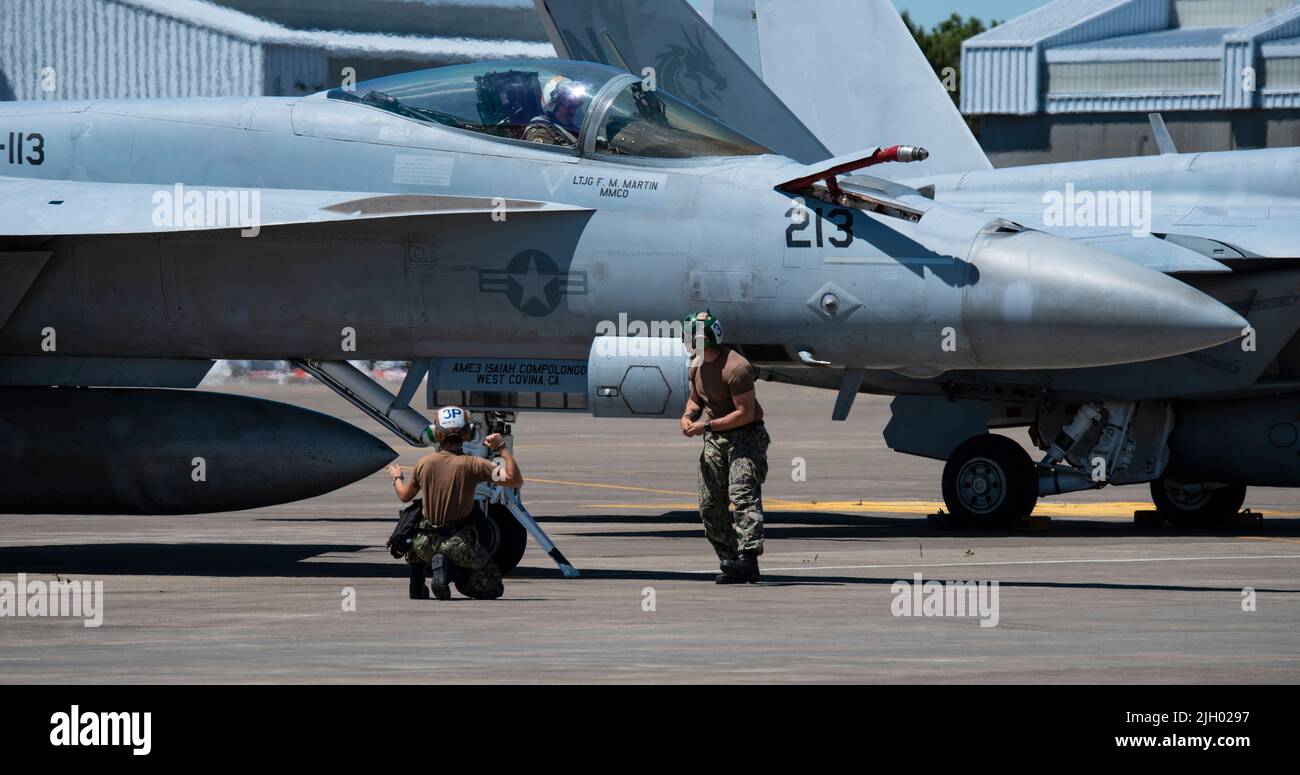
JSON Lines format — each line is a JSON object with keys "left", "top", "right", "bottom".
{"left": 0, "top": 0, "right": 551, "bottom": 101}
{"left": 962, "top": 0, "right": 1300, "bottom": 164}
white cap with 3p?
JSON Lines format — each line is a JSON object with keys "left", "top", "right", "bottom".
{"left": 423, "top": 406, "right": 469, "bottom": 444}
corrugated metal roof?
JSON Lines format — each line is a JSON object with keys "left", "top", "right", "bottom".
{"left": 1233, "top": 2, "right": 1300, "bottom": 39}
{"left": 964, "top": 0, "right": 1134, "bottom": 45}
{"left": 118, "top": 0, "right": 553, "bottom": 58}
{"left": 1046, "top": 27, "right": 1230, "bottom": 62}
{"left": 291, "top": 31, "right": 553, "bottom": 60}
{"left": 120, "top": 0, "right": 287, "bottom": 38}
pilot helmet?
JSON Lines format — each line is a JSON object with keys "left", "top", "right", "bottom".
{"left": 542, "top": 76, "right": 589, "bottom": 117}
{"left": 683, "top": 310, "right": 724, "bottom": 351}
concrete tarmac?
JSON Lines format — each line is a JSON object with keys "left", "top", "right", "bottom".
{"left": 1, "top": 381, "right": 1298, "bottom": 683}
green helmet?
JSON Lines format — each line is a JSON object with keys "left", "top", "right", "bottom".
{"left": 684, "top": 309, "right": 724, "bottom": 350}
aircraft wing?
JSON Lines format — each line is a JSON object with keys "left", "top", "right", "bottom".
{"left": 0, "top": 175, "right": 588, "bottom": 236}
{"left": 1159, "top": 220, "right": 1300, "bottom": 260}
{"left": 533, "top": 0, "right": 832, "bottom": 164}
{"left": 929, "top": 198, "right": 1300, "bottom": 265}
{"left": 1040, "top": 228, "right": 1232, "bottom": 274}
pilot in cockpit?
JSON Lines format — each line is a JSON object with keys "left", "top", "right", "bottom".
{"left": 525, "top": 76, "right": 590, "bottom": 147}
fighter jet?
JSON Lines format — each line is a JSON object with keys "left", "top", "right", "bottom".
{"left": 0, "top": 3, "right": 1250, "bottom": 573}
{"left": 538, "top": 0, "right": 1300, "bottom": 530}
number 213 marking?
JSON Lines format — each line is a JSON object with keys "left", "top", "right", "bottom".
{"left": 785, "top": 205, "right": 854, "bottom": 248}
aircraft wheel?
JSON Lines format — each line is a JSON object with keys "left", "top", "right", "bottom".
{"left": 942, "top": 435, "right": 1038, "bottom": 529}
{"left": 474, "top": 503, "right": 529, "bottom": 574}
{"left": 1149, "top": 479, "right": 1246, "bottom": 528}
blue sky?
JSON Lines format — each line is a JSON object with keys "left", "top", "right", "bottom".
{"left": 891, "top": 0, "right": 1053, "bottom": 27}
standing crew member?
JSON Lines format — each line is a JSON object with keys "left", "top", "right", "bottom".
{"left": 388, "top": 406, "right": 523, "bottom": 600}
{"left": 680, "top": 310, "right": 771, "bottom": 583}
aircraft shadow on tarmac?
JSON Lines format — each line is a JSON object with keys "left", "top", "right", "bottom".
{"left": 0, "top": 525, "right": 1296, "bottom": 594}
{"left": 0, "top": 542, "right": 1290, "bottom": 593}
{"left": 260, "top": 510, "right": 1300, "bottom": 540}
{"left": 554, "top": 509, "right": 1300, "bottom": 541}
{"left": 0, "top": 543, "right": 400, "bottom": 579}
{"left": 511, "top": 568, "right": 1299, "bottom": 594}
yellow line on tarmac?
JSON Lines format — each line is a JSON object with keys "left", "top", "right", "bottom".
{"left": 583, "top": 500, "right": 1161, "bottom": 518}
{"left": 802, "top": 500, "right": 1161, "bottom": 518}
{"left": 532, "top": 477, "right": 1300, "bottom": 519}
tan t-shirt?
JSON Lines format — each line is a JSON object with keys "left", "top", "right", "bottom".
{"left": 689, "top": 348, "right": 764, "bottom": 424}
{"left": 412, "top": 451, "right": 497, "bottom": 526}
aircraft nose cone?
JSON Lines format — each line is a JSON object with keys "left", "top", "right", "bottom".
{"left": 964, "top": 230, "right": 1247, "bottom": 369}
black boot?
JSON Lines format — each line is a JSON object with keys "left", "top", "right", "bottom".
{"left": 717, "top": 552, "right": 760, "bottom": 584}
{"left": 714, "top": 557, "right": 732, "bottom": 584}
{"left": 428, "top": 554, "right": 452, "bottom": 601}
{"left": 409, "top": 563, "right": 430, "bottom": 600}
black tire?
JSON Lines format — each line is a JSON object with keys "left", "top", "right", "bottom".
{"left": 942, "top": 435, "right": 1039, "bottom": 529}
{"left": 1149, "top": 479, "right": 1246, "bottom": 528}
{"left": 474, "top": 503, "right": 529, "bottom": 574}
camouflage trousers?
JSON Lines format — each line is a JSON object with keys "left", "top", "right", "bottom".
{"left": 698, "top": 423, "right": 770, "bottom": 560}
{"left": 408, "top": 519, "right": 504, "bottom": 600}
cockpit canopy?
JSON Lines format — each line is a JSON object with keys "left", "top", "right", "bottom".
{"left": 325, "top": 59, "right": 770, "bottom": 159}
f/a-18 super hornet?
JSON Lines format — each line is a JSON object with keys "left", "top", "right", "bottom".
{"left": 0, "top": 1, "right": 1254, "bottom": 573}
{"left": 538, "top": 0, "right": 1300, "bottom": 530}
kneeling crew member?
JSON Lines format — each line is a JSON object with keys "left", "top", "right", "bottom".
{"left": 680, "top": 310, "right": 771, "bottom": 584}
{"left": 388, "top": 406, "right": 523, "bottom": 600}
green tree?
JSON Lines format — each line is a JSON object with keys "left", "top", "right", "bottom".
{"left": 900, "top": 11, "right": 997, "bottom": 132}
